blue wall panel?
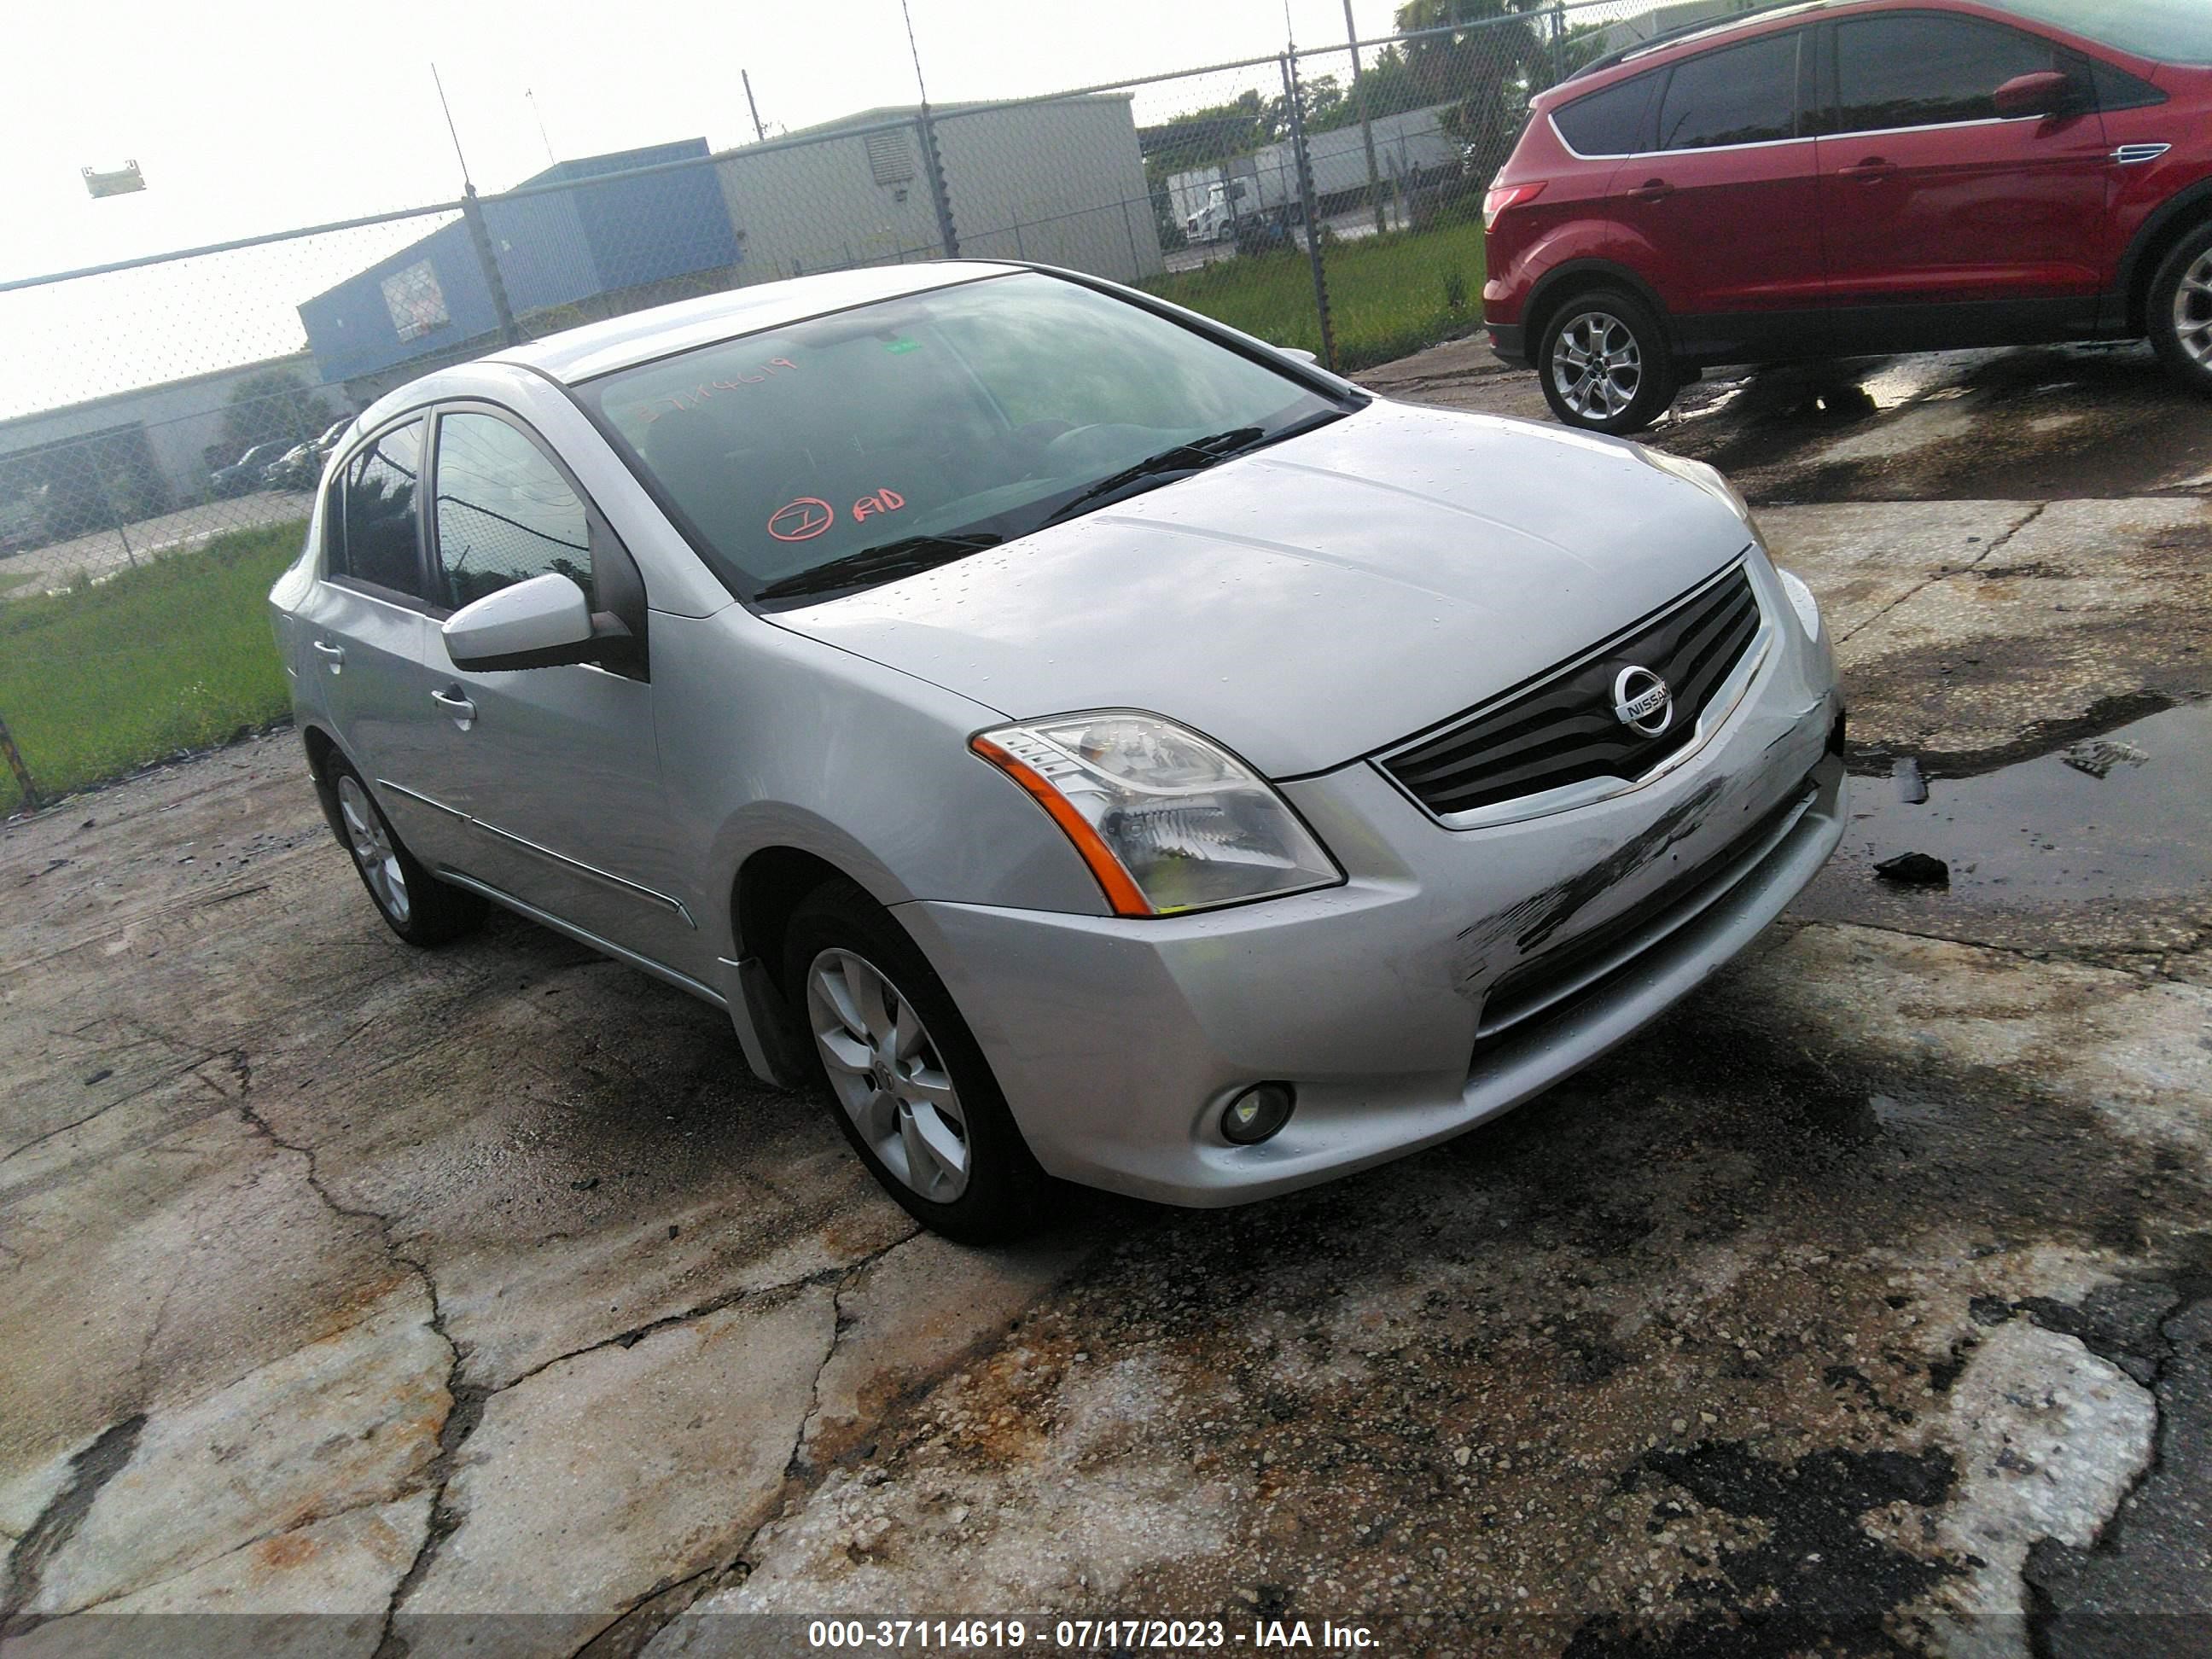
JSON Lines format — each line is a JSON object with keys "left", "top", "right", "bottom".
{"left": 301, "top": 139, "right": 737, "bottom": 385}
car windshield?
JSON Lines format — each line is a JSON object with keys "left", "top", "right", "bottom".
{"left": 1986, "top": 0, "right": 2212, "bottom": 63}
{"left": 577, "top": 271, "right": 1348, "bottom": 606}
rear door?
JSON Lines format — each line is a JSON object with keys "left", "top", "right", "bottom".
{"left": 1814, "top": 9, "right": 2110, "bottom": 335}
{"left": 412, "top": 405, "right": 696, "bottom": 973}
{"left": 288, "top": 418, "right": 463, "bottom": 864}
{"left": 1606, "top": 26, "right": 1828, "bottom": 356}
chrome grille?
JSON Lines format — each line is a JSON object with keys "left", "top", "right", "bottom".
{"left": 1380, "top": 566, "right": 1762, "bottom": 818}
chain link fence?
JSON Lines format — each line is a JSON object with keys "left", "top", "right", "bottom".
{"left": 0, "top": 0, "right": 1739, "bottom": 813}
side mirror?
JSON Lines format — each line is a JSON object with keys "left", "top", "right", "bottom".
{"left": 1992, "top": 70, "right": 2075, "bottom": 119}
{"left": 1278, "top": 346, "right": 1320, "bottom": 365}
{"left": 442, "top": 572, "right": 632, "bottom": 672}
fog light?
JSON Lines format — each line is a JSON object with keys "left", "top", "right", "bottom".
{"left": 1221, "top": 1083, "right": 1295, "bottom": 1145}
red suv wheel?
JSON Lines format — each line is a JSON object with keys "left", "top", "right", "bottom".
{"left": 1537, "top": 291, "right": 1678, "bottom": 436}
{"left": 2149, "top": 223, "right": 2212, "bottom": 396}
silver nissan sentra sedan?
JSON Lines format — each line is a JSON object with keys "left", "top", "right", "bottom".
{"left": 271, "top": 261, "right": 1845, "bottom": 1241}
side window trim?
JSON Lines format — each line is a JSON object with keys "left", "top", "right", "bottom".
{"left": 319, "top": 414, "right": 437, "bottom": 613}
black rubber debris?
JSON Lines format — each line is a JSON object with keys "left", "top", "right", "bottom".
{"left": 1873, "top": 852, "right": 1950, "bottom": 887}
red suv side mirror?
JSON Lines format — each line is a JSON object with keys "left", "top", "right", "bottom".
{"left": 1993, "top": 70, "right": 2077, "bottom": 119}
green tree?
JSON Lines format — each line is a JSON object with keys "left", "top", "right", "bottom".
{"left": 220, "top": 370, "right": 333, "bottom": 461}
{"left": 1390, "top": 0, "right": 1594, "bottom": 183}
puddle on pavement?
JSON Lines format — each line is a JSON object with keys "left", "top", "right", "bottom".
{"left": 1842, "top": 700, "right": 2212, "bottom": 904}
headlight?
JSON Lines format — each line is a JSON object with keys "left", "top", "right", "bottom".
{"left": 1776, "top": 567, "right": 1823, "bottom": 642}
{"left": 1641, "top": 449, "right": 1762, "bottom": 541}
{"left": 971, "top": 713, "right": 1341, "bottom": 917}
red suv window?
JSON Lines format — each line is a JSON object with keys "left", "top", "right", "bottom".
{"left": 1552, "top": 73, "right": 1659, "bottom": 157}
{"left": 1656, "top": 30, "right": 1803, "bottom": 150}
{"left": 1832, "top": 13, "right": 2063, "bottom": 131}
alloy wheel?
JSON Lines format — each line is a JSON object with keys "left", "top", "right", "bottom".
{"left": 2175, "top": 249, "right": 2212, "bottom": 370}
{"left": 805, "top": 947, "right": 971, "bottom": 1202}
{"left": 1551, "top": 309, "right": 1644, "bottom": 422}
{"left": 336, "top": 775, "right": 410, "bottom": 925}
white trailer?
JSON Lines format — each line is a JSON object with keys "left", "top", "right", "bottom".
{"left": 1170, "top": 102, "right": 1463, "bottom": 242}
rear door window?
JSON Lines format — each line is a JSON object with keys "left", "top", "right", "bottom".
{"left": 1833, "top": 13, "right": 2064, "bottom": 132}
{"left": 327, "top": 420, "right": 429, "bottom": 599}
{"left": 429, "top": 411, "right": 593, "bottom": 610}
{"left": 1656, "top": 31, "right": 1802, "bottom": 150}
{"left": 1552, "top": 73, "right": 1656, "bottom": 156}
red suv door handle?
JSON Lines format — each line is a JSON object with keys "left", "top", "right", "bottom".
{"left": 1842, "top": 157, "right": 1897, "bottom": 182}
{"left": 1628, "top": 178, "right": 1675, "bottom": 202}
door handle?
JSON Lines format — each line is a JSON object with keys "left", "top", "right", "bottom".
{"left": 311, "top": 638, "right": 345, "bottom": 672}
{"left": 1628, "top": 178, "right": 1674, "bottom": 201}
{"left": 1842, "top": 157, "right": 1896, "bottom": 182}
{"left": 431, "top": 687, "right": 477, "bottom": 729}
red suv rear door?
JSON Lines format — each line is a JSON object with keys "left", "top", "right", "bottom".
{"left": 1607, "top": 26, "right": 1829, "bottom": 353}
{"left": 1815, "top": 9, "right": 2110, "bottom": 339}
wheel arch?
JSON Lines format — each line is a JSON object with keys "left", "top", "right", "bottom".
{"left": 2122, "top": 181, "right": 2212, "bottom": 335}
{"left": 732, "top": 844, "right": 864, "bottom": 992}
{"left": 297, "top": 721, "right": 349, "bottom": 847}
{"left": 724, "top": 837, "right": 912, "bottom": 1091}
{"left": 1523, "top": 260, "right": 1675, "bottom": 360}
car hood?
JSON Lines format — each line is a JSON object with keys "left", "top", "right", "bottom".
{"left": 775, "top": 400, "right": 1757, "bottom": 777}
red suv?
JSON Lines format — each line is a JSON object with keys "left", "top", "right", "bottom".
{"left": 1481, "top": 0, "right": 2212, "bottom": 432}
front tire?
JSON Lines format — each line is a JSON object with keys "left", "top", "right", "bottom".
{"left": 2148, "top": 223, "right": 2212, "bottom": 396}
{"left": 325, "top": 755, "right": 486, "bottom": 946}
{"left": 783, "top": 878, "right": 1049, "bottom": 1243}
{"left": 1537, "top": 289, "right": 1679, "bottom": 434}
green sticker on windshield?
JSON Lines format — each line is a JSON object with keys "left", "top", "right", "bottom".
{"left": 884, "top": 338, "right": 920, "bottom": 354}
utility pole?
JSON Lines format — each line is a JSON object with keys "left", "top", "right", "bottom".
{"left": 742, "top": 71, "right": 768, "bottom": 143}
{"left": 900, "top": 0, "right": 960, "bottom": 259}
{"left": 1343, "top": 0, "right": 1388, "bottom": 237}
{"left": 526, "top": 89, "right": 556, "bottom": 166}
{"left": 434, "top": 64, "right": 523, "bottom": 346}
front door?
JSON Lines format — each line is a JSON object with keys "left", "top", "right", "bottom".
{"left": 411, "top": 407, "right": 697, "bottom": 975}
{"left": 1815, "top": 9, "right": 2110, "bottom": 336}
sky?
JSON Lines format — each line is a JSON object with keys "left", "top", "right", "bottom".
{"left": 0, "top": 0, "right": 1418, "bottom": 417}
{"left": 3, "top": 0, "right": 1412, "bottom": 283}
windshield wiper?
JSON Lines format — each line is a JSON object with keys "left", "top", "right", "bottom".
{"left": 1037, "top": 427, "right": 1266, "bottom": 528}
{"left": 754, "top": 533, "right": 1003, "bottom": 602}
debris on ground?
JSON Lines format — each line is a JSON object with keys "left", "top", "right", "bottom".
{"left": 1874, "top": 851, "right": 1951, "bottom": 887}
{"left": 2064, "top": 739, "right": 2150, "bottom": 779}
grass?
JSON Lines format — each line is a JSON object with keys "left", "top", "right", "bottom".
{"left": 0, "top": 522, "right": 305, "bottom": 813}
{"left": 1144, "top": 217, "right": 1487, "bottom": 374}
{"left": 0, "top": 568, "right": 37, "bottom": 595}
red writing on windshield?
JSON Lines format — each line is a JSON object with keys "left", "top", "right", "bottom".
{"left": 852, "top": 487, "right": 905, "bottom": 523}
{"left": 637, "top": 358, "right": 800, "bottom": 424}
{"left": 766, "top": 498, "right": 835, "bottom": 541}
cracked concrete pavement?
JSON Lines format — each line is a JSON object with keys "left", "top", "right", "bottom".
{"left": 3, "top": 341, "right": 2209, "bottom": 1656}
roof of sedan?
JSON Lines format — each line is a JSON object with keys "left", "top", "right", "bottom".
{"left": 484, "top": 260, "right": 1026, "bottom": 385}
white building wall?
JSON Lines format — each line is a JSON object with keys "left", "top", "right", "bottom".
{"left": 716, "top": 125, "right": 946, "bottom": 282}
{"left": 713, "top": 96, "right": 1162, "bottom": 290}
{"left": 934, "top": 99, "right": 1164, "bottom": 283}
{"left": 0, "top": 352, "right": 330, "bottom": 507}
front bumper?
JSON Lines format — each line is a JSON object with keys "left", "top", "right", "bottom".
{"left": 1485, "top": 319, "right": 1528, "bottom": 367}
{"left": 898, "top": 557, "right": 1843, "bottom": 1207}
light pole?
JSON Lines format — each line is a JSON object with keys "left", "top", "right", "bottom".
{"left": 1343, "top": 0, "right": 1388, "bottom": 236}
